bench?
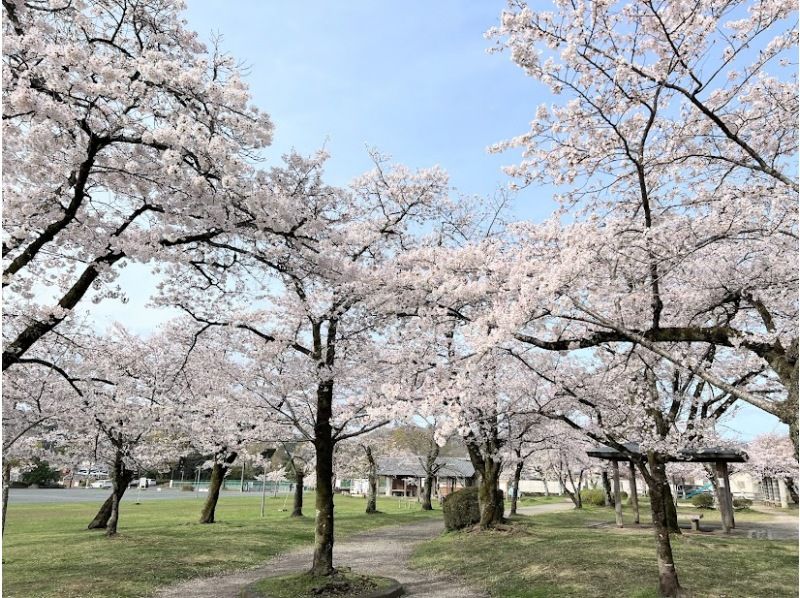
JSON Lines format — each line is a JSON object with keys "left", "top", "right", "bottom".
{"left": 688, "top": 514, "right": 703, "bottom": 531}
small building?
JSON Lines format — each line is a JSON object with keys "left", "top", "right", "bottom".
{"left": 336, "top": 456, "right": 476, "bottom": 499}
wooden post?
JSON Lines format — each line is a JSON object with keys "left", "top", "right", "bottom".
{"left": 715, "top": 462, "right": 734, "bottom": 532}
{"left": 628, "top": 461, "right": 640, "bottom": 524}
{"left": 612, "top": 460, "right": 623, "bottom": 528}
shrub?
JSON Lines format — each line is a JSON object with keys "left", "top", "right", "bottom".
{"left": 691, "top": 493, "right": 714, "bottom": 509}
{"left": 733, "top": 497, "right": 753, "bottom": 510}
{"left": 580, "top": 487, "right": 606, "bottom": 506}
{"left": 180, "top": 484, "right": 195, "bottom": 492}
{"left": 20, "top": 459, "right": 60, "bottom": 488}
{"left": 443, "top": 487, "right": 480, "bottom": 531}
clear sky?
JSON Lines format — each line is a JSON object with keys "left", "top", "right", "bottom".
{"left": 92, "top": 1, "right": 788, "bottom": 441}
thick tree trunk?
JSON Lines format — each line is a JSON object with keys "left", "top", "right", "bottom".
{"left": 363, "top": 445, "right": 378, "bottom": 514}
{"left": 663, "top": 483, "right": 680, "bottom": 534}
{"left": 646, "top": 459, "right": 685, "bottom": 597}
{"left": 601, "top": 470, "right": 613, "bottom": 507}
{"left": 422, "top": 473, "right": 434, "bottom": 510}
{"left": 105, "top": 451, "right": 132, "bottom": 537}
{"left": 612, "top": 461, "right": 623, "bottom": 528}
{"left": 767, "top": 340, "right": 799, "bottom": 455}
{"left": 88, "top": 469, "right": 133, "bottom": 530}
{"left": 542, "top": 477, "right": 550, "bottom": 497}
{"left": 475, "top": 459, "right": 504, "bottom": 528}
{"left": 421, "top": 444, "right": 439, "bottom": 511}
{"left": 629, "top": 461, "right": 640, "bottom": 524}
{"left": 291, "top": 471, "right": 304, "bottom": 517}
{"left": 510, "top": 461, "right": 524, "bottom": 516}
{"left": 2, "top": 461, "right": 11, "bottom": 536}
{"left": 199, "top": 452, "right": 236, "bottom": 524}
{"left": 311, "top": 380, "right": 335, "bottom": 577}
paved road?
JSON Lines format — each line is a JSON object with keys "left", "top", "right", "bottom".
{"left": 8, "top": 488, "right": 284, "bottom": 504}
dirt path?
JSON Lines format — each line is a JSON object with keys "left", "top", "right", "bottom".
{"left": 154, "top": 502, "right": 573, "bottom": 598}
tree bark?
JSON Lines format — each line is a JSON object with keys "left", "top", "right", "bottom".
{"left": 2, "top": 461, "right": 11, "bottom": 536}
{"left": 199, "top": 452, "right": 237, "bottom": 524}
{"left": 421, "top": 445, "right": 439, "bottom": 511}
{"left": 466, "top": 450, "right": 504, "bottom": 528}
{"left": 663, "top": 482, "right": 680, "bottom": 534}
{"left": 311, "top": 380, "right": 335, "bottom": 576}
{"left": 510, "top": 460, "right": 524, "bottom": 516}
{"left": 477, "top": 462, "right": 503, "bottom": 527}
{"left": 601, "top": 470, "right": 613, "bottom": 507}
{"left": 88, "top": 468, "right": 134, "bottom": 530}
{"left": 629, "top": 461, "right": 640, "bottom": 525}
{"left": 105, "top": 450, "right": 132, "bottom": 537}
{"left": 612, "top": 461, "right": 623, "bottom": 528}
{"left": 291, "top": 471, "right": 304, "bottom": 517}
{"left": 363, "top": 445, "right": 378, "bottom": 514}
{"left": 646, "top": 459, "right": 685, "bottom": 597}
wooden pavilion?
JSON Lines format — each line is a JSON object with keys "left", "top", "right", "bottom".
{"left": 587, "top": 443, "right": 747, "bottom": 532}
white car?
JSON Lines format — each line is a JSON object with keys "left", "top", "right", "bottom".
{"left": 90, "top": 479, "right": 113, "bottom": 489}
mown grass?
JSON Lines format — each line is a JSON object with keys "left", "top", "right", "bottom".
{"left": 3, "top": 493, "right": 440, "bottom": 598}
{"left": 411, "top": 502, "right": 798, "bottom": 598}
{"left": 515, "top": 495, "right": 567, "bottom": 508}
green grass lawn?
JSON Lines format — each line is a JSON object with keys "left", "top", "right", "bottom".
{"left": 411, "top": 503, "right": 798, "bottom": 598}
{"left": 3, "top": 493, "right": 440, "bottom": 598}
{"left": 514, "top": 496, "right": 570, "bottom": 508}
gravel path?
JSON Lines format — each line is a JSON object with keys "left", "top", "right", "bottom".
{"left": 154, "top": 502, "right": 573, "bottom": 598}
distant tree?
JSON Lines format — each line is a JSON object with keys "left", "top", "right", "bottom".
{"left": 20, "top": 458, "right": 60, "bottom": 488}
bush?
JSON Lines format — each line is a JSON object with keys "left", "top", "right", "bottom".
{"left": 580, "top": 488, "right": 606, "bottom": 506}
{"left": 443, "top": 487, "right": 480, "bottom": 531}
{"left": 20, "top": 459, "right": 60, "bottom": 488}
{"left": 180, "top": 484, "right": 195, "bottom": 492}
{"left": 733, "top": 497, "right": 753, "bottom": 510}
{"left": 691, "top": 493, "right": 714, "bottom": 509}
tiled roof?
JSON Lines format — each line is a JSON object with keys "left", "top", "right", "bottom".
{"left": 377, "top": 456, "right": 475, "bottom": 478}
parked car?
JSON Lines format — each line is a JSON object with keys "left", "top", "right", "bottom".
{"left": 90, "top": 479, "right": 113, "bottom": 489}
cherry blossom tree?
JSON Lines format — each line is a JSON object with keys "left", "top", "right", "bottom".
{"left": 506, "top": 342, "right": 750, "bottom": 598}
{"left": 529, "top": 426, "right": 594, "bottom": 510}
{"left": 162, "top": 151, "right": 450, "bottom": 575}
{"left": 488, "top": 0, "right": 799, "bottom": 455}
{"left": 51, "top": 326, "right": 189, "bottom": 536}
{"left": 2, "top": 0, "right": 276, "bottom": 380}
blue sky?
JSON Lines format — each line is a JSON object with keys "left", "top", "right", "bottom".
{"left": 182, "top": 1, "right": 558, "bottom": 222}
{"left": 93, "top": 1, "right": 788, "bottom": 441}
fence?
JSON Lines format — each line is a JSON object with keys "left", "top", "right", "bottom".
{"left": 169, "top": 480, "right": 297, "bottom": 494}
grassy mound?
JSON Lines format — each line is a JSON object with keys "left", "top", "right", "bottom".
{"left": 244, "top": 571, "right": 397, "bottom": 598}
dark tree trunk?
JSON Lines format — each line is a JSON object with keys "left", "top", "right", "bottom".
{"left": 311, "top": 380, "right": 335, "bottom": 577}
{"left": 422, "top": 473, "right": 435, "bottom": 510}
{"left": 466, "top": 443, "right": 504, "bottom": 529}
{"left": 601, "top": 470, "right": 613, "bottom": 507}
{"left": 663, "top": 483, "right": 680, "bottom": 534}
{"left": 363, "top": 445, "right": 378, "bottom": 514}
{"left": 88, "top": 467, "right": 134, "bottom": 530}
{"left": 510, "top": 460, "right": 524, "bottom": 516}
{"left": 645, "top": 458, "right": 686, "bottom": 597}
{"left": 291, "top": 471, "right": 304, "bottom": 517}
{"left": 766, "top": 340, "right": 798, "bottom": 456}
{"left": 199, "top": 452, "right": 236, "bottom": 524}
{"left": 628, "top": 461, "right": 640, "bottom": 524}
{"left": 105, "top": 450, "right": 132, "bottom": 537}
{"left": 88, "top": 495, "right": 114, "bottom": 530}
{"left": 421, "top": 445, "right": 439, "bottom": 511}
{"left": 2, "top": 461, "right": 11, "bottom": 536}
